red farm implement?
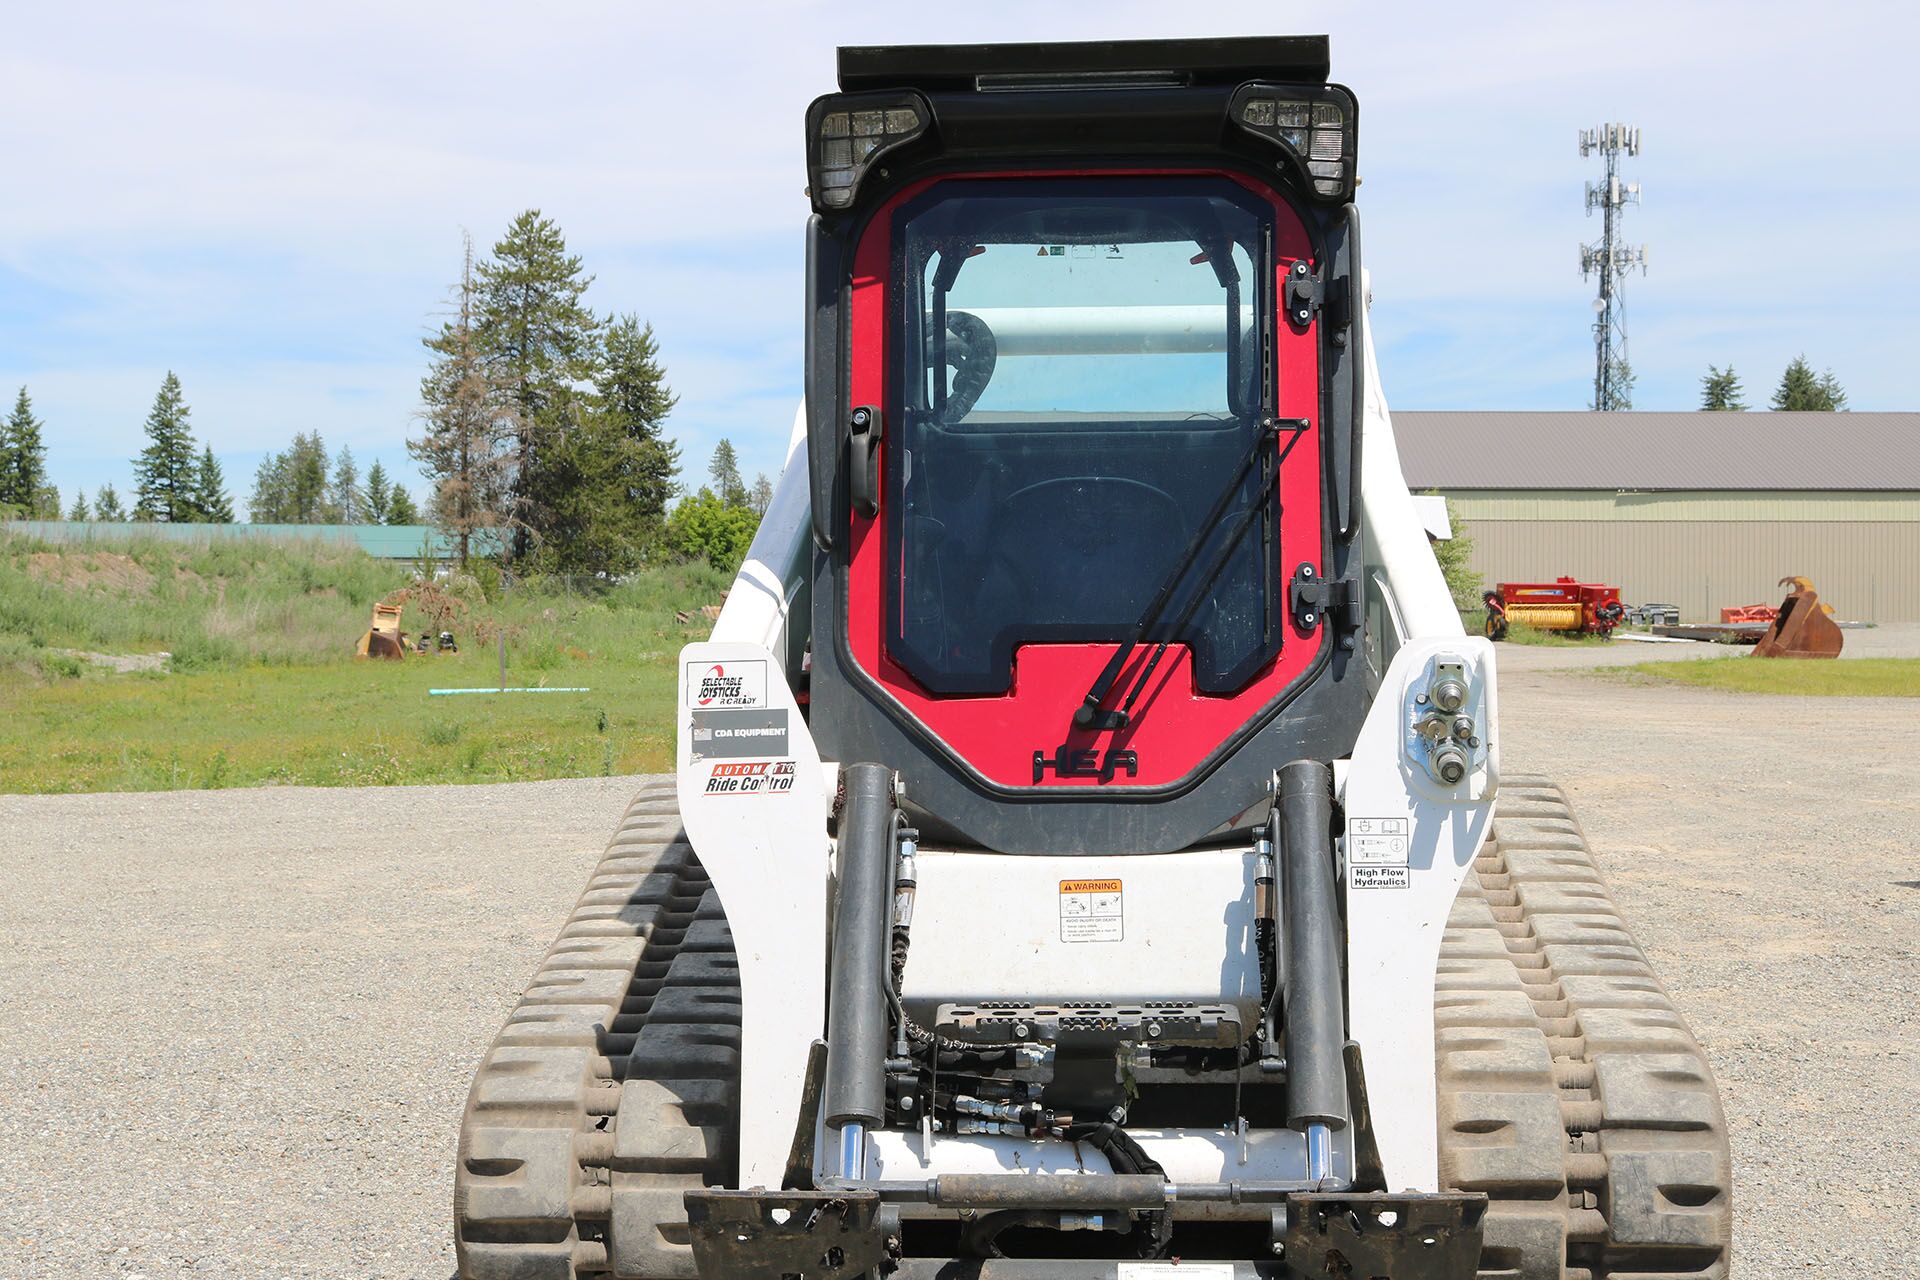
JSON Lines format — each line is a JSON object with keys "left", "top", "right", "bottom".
{"left": 1482, "top": 576, "right": 1625, "bottom": 640}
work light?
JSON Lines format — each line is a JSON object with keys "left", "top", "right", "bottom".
{"left": 808, "top": 94, "right": 931, "bottom": 212}
{"left": 1229, "top": 86, "right": 1357, "bottom": 200}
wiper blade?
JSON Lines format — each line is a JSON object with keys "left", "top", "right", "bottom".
{"left": 1073, "top": 418, "right": 1286, "bottom": 731}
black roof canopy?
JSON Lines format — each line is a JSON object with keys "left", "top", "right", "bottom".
{"left": 837, "top": 36, "right": 1331, "bottom": 93}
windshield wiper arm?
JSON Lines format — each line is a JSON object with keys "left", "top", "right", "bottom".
{"left": 1073, "top": 418, "right": 1285, "bottom": 731}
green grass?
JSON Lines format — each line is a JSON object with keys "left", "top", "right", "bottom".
{"left": 0, "top": 530, "right": 731, "bottom": 793}
{"left": 1621, "top": 657, "right": 1920, "bottom": 698}
{"left": 0, "top": 530, "right": 406, "bottom": 670}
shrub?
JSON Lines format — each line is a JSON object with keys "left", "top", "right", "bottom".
{"left": 665, "top": 488, "right": 760, "bottom": 572}
{"left": 422, "top": 720, "right": 464, "bottom": 747}
{"left": 167, "top": 632, "right": 243, "bottom": 673}
{"left": 1429, "top": 496, "right": 1484, "bottom": 611}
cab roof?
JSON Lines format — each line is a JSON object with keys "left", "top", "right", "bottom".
{"left": 837, "top": 36, "right": 1331, "bottom": 93}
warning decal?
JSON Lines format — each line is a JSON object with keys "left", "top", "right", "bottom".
{"left": 1058, "top": 879, "right": 1124, "bottom": 943}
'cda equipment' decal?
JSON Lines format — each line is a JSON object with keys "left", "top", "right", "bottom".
{"left": 1347, "top": 816, "right": 1410, "bottom": 889}
{"left": 688, "top": 660, "right": 767, "bottom": 708}
{"left": 690, "top": 709, "right": 789, "bottom": 761}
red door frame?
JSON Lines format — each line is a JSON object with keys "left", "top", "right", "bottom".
{"left": 843, "top": 169, "right": 1327, "bottom": 791}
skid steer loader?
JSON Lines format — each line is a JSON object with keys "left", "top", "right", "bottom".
{"left": 456, "top": 36, "right": 1731, "bottom": 1279}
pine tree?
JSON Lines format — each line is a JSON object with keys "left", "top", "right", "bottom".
{"left": 1700, "top": 365, "right": 1747, "bottom": 411}
{"left": 0, "top": 406, "right": 12, "bottom": 510}
{"left": 193, "top": 446, "right": 234, "bottom": 522}
{"left": 364, "top": 459, "right": 391, "bottom": 523}
{"left": 250, "top": 453, "right": 290, "bottom": 522}
{"left": 289, "top": 433, "right": 333, "bottom": 521}
{"left": 749, "top": 473, "right": 773, "bottom": 516}
{"left": 332, "top": 446, "right": 362, "bottom": 523}
{"left": 95, "top": 484, "right": 126, "bottom": 521}
{"left": 3, "top": 386, "right": 51, "bottom": 515}
{"left": 1771, "top": 357, "right": 1818, "bottom": 409}
{"left": 520, "top": 313, "right": 685, "bottom": 576}
{"left": 1815, "top": 369, "right": 1849, "bottom": 411}
{"left": 1772, "top": 356, "right": 1847, "bottom": 411}
{"left": 414, "top": 233, "right": 521, "bottom": 568}
{"left": 475, "top": 210, "right": 603, "bottom": 559}
{"left": 595, "top": 314, "right": 680, "bottom": 525}
{"left": 246, "top": 433, "right": 332, "bottom": 521}
{"left": 709, "top": 439, "right": 747, "bottom": 508}
{"left": 531, "top": 421, "right": 633, "bottom": 575}
{"left": 132, "top": 372, "right": 200, "bottom": 522}
{"left": 385, "top": 484, "right": 419, "bottom": 524}
{"left": 68, "top": 489, "right": 89, "bottom": 521}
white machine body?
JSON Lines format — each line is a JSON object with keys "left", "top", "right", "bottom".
{"left": 677, "top": 277, "right": 1496, "bottom": 1195}
{"left": 897, "top": 847, "right": 1263, "bottom": 1021}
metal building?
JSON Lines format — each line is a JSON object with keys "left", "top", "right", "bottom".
{"left": 1395, "top": 411, "right": 1920, "bottom": 622}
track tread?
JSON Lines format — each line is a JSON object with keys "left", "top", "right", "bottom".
{"left": 1436, "top": 778, "right": 1733, "bottom": 1280}
{"left": 456, "top": 780, "right": 738, "bottom": 1279}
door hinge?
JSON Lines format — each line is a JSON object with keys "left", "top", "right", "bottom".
{"left": 1291, "top": 563, "right": 1360, "bottom": 649}
{"left": 1285, "top": 259, "right": 1321, "bottom": 331}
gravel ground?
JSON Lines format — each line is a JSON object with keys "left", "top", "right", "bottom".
{"left": 1501, "top": 666, "right": 1920, "bottom": 1278}
{"left": 0, "top": 779, "right": 627, "bottom": 1280}
{"left": 2, "top": 664, "right": 1917, "bottom": 1278}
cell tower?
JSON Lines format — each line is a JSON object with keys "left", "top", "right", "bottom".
{"left": 1580, "top": 124, "right": 1647, "bottom": 411}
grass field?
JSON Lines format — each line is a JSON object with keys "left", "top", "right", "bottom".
{"left": 0, "top": 531, "right": 728, "bottom": 793}
{"left": 1621, "top": 657, "right": 1920, "bottom": 697}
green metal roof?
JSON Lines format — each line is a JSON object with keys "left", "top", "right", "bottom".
{"left": 2, "top": 520, "right": 503, "bottom": 560}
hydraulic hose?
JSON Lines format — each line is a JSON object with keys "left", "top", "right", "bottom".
{"left": 1059, "top": 1121, "right": 1172, "bottom": 1259}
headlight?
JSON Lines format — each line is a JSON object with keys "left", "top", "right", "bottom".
{"left": 1229, "top": 86, "right": 1357, "bottom": 200}
{"left": 807, "top": 93, "right": 931, "bottom": 212}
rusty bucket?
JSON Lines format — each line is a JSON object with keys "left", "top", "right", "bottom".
{"left": 1751, "top": 577, "right": 1843, "bottom": 659}
{"left": 355, "top": 602, "right": 409, "bottom": 660}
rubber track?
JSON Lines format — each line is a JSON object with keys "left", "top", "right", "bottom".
{"left": 455, "top": 780, "right": 742, "bottom": 1280}
{"left": 1436, "top": 775, "right": 1733, "bottom": 1280}
{"left": 453, "top": 775, "right": 1730, "bottom": 1279}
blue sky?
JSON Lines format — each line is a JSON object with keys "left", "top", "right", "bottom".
{"left": 3, "top": 2, "right": 1915, "bottom": 514}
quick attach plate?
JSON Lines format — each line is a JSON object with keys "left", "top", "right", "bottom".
{"left": 1282, "top": 1191, "right": 1486, "bottom": 1278}
{"left": 935, "top": 1000, "right": 1242, "bottom": 1049}
{"left": 685, "top": 1189, "right": 890, "bottom": 1280}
